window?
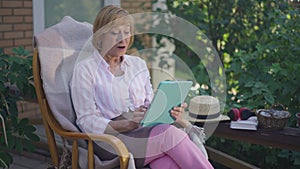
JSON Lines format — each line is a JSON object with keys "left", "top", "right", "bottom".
{"left": 33, "top": 0, "right": 120, "bottom": 34}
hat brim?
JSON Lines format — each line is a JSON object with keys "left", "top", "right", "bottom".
{"left": 187, "top": 114, "right": 230, "bottom": 123}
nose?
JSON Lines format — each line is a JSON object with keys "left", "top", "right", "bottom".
{"left": 117, "top": 32, "right": 125, "bottom": 43}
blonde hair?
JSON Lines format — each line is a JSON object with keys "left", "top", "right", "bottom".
{"left": 92, "top": 5, "right": 134, "bottom": 50}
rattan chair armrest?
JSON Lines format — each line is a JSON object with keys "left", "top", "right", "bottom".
{"left": 58, "top": 130, "right": 129, "bottom": 169}
{"left": 39, "top": 97, "right": 129, "bottom": 168}
{"left": 63, "top": 131, "right": 129, "bottom": 157}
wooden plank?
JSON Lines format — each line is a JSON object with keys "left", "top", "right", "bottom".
{"left": 211, "top": 122, "right": 300, "bottom": 152}
{"left": 206, "top": 146, "right": 260, "bottom": 169}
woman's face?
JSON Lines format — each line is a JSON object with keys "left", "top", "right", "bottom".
{"left": 101, "top": 24, "right": 131, "bottom": 58}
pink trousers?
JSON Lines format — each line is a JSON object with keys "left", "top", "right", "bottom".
{"left": 144, "top": 124, "right": 214, "bottom": 169}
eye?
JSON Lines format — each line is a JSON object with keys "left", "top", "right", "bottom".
{"left": 124, "top": 31, "right": 130, "bottom": 35}
{"left": 110, "top": 31, "right": 119, "bottom": 35}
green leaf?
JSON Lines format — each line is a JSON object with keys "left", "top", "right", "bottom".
{"left": 15, "top": 139, "right": 23, "bottom": 153}
{"left": 24, "top": 139, "right": 35, "bottom": 152}
{"left": 265, "top": 155, "right": 278, "bottom": 165}
{"left": 251, "top": 88, "right": 262, "bottom": 96}
{"left": 12, "top": 46, "right": 25, "bottom": 56}
{"left": 278, "top": 149, "right": 290, "bottom": 158}
{"left": 6, "top": 134, "right": 15, "bottom": 149}
{"left": 0, "top": 151, "right": 13, "bottom": 168}
{"left": 244, "top": 82, "right": 254, "bottom": 87}
{"left": 254, "top": 82, "right": 264, "bottom": 88}
{"left": 9, "top": 116, "right": 18, "bottom": 131}
{"left": 18, "top": 118, "right": 29, "bottom": 128}
{"left": 24, "top": 125, "right": 36, "bottom": 133}
{"left": 264, "top": 94, "right": 275, "bottom": 105}
{"left": 24, "top": 132, "right": 40, "bottom": 142}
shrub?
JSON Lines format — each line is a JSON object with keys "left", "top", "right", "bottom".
{"left": 0, "top": 47, "right": 39, "bottom": 167}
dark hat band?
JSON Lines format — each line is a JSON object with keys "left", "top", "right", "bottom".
{"left": 189, "top": 112, "right": 220, "bottom": 120}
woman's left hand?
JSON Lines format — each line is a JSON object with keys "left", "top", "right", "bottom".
{"left": 170, "top": 103, "right": 188, "bottom": 121}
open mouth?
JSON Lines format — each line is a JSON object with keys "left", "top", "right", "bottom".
{"left": 117, "top": 46, "right": 126, "bottom": 49}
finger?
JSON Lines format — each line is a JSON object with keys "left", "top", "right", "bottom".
{"left": 170, "top": 111, "right": 176, "bottom": 118}
{"left": 173, "top": 106, "right": 182, "bottom": 112}
{"left": 170, "top": 110, "right": 179, "bottom": 117}
{"left": 133, "top": 111, "right": 145, "bottom": 117}
{"left": 181, "top": 102, "right": 188, "bottom": 108}
{"left": 136, "top": 107, "right": 147, "bottom": 112}
{"left": 139, "top": 105, "right": 148, "bottom": 109}
{"left": 132, "top": 116, "right": 143, "bottom": 123}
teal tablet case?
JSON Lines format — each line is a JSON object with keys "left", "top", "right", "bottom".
{"left": 141, "top": 80, "right": 193, "bottom": 127}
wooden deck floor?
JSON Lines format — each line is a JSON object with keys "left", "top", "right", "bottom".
{"left": 10, "top": 150, "right": 52, "bottom": 169}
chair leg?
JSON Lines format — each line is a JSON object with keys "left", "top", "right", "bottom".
{"left": 43, "top": 118, "right": 59, "bottom": 167}
{"left": 72, "top": 140, "right": 79, "bottom": 169}
{"left": 88, "top": 140, "right": 94, "bottom": 169}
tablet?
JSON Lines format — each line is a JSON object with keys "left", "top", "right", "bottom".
{"left": 141, "top": 80, "right": 193, "bottom": 127}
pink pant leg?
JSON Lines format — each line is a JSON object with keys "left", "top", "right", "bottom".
{"left": 166, "top": 136, "right": 214, "bottom": 169}
{"left": 144, "top": 124, "right": 186, "bottom": 164}
{"left": 149, "top": 155, "right": 180, "bottom": 169}
{"left": 144, "top": 124, "right": 214, "bottom": 169}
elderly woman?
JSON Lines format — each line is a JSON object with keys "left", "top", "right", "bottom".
{"left": 70, "top": 5, "right": 213, "bottom": 169}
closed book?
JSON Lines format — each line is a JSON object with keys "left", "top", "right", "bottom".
{"left": 230, "top": 116, "right": 258, "bottom": 130}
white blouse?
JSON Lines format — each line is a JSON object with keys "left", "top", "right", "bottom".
{"left": 70, "top": 50, "right": 153, "bottom": 134}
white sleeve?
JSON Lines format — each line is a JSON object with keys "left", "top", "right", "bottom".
{"left": 144, "top": 66, "right": 153, "bottom": 107}
{"left": 70, "top": 63, "right": 110, "bottom": 134}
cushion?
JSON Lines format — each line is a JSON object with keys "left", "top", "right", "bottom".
{"left": 35, "top": 16, "right": 93, "bottom": 132}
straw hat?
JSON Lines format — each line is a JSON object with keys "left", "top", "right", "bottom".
{"left": 187, "top": 95, "right": 230, "bottom": 123}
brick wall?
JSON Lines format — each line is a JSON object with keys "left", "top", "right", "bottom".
{"left": 0, "top": 0, "right": 33, "bottom": 54}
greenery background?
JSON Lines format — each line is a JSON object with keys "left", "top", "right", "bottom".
{"left": 148, "top": 0, "right": 300, "bottom": 168}
{"left": 0, "top": 47, "right": 38, "bottom": 167}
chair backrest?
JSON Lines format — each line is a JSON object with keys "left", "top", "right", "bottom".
{"left": 34, "top": 16, "right": 93, "bottom": 132}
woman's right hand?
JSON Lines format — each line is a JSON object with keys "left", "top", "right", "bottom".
{"left": 131, "top": 111, "right": 145, "bottom": 123}
{"left": 131, "top": 106, "right": 147, "bottom": 122}
{"left": 125, "top": 106, "right": 147, "bottom": 129}
{"left": 105, "top": 106, "right": 147, "bottom": 134}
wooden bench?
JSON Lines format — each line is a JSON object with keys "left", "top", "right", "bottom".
{"left": 198, "top": 121, "right": 300, "bottom": 169}
{"left": 212, "top": 122, "right": 300, "bottom": 152}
